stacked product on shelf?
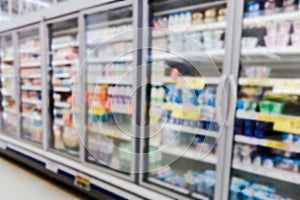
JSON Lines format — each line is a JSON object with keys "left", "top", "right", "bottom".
{"left": 245, "top": 0, "right": 299, "bottom": 17}
{"left": 233, "top": 2, "right": 300, "bottom": 196}
{"left": 52, "top": 34, "right": 79, "bottom": 155}
{"left": 85, "top": 20, "right": 133, "bottom": 171}
{"left": 0, "top": 43, "right": 17, "bottom": 134}
{"left": 87, "top": 23, "right": 133, "bottom": 62}
{"left": 242, "top": 19, "right": 300, "bottom": 49}
{"left": 230, "top": 176, "right": 289, "bottom": 200}
{"left": 234, "top": 66, "right": 300, "bottom": 181}
{"left": 151, "top": 167, "right": 216, "bottom": 198}
{"left": 152, "top": 6, "right": 227, "bottom": 53}
{"left": 19, "top": 37, "right": 43, "bottom": 143}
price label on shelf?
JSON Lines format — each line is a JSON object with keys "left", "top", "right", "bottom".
{"left": 265, "top": 140, "right": 287, "bottom": 151}
{"left": 74, "top": 174, "right": 91, "bottom": 191}
{"left": 175, "top": 77, "right": 205, "bottom": 89}
{"left": 273, "top": 80, "right": 300, "bottom": 95}
{"left": 46, "top": 160, "right": 58, "bottom": 173}
{"left": 256, "top": 114, "right": 279, "bottom": 122}
{"left": 171, "top": 107, "right": 199, "bottom": 120}
{"left": 274, "top": 120, "right": 300, "bottom": 135}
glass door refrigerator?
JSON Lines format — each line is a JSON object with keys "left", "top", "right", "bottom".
{"left": 141, "top": 0, "right": 229, "bottom": 199}
{"left": 0, "top": 33, "right": 17, "bottom": 136}
{"left": 82, "top": 2, "right": 135, "bottom": 178}
{"left": 18, "top": 27, "right": 43, "bottom": 144}
{"left": 48, "top": 17, "right": 80, "bottom": 158}
{"left": 229, "top": 1, "right": 300, "bottom": 199}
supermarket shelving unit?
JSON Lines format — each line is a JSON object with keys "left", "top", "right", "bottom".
{"left": 0, "top": 0, "right": 299, "bottom": 199}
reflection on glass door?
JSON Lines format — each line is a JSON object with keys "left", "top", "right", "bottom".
{"left": 84, "top": 6, "right": 134, "bottom": 175}
{"left": 0, "top": 34, "right": 17, "bottom": 135}
{"left": 230, "top": 1, "right": 300, "bottom": 199}
{"left": 144, "top": 0, "right": 227, "bottom": 199}
{"left": 49, "top": 19, "right": 80, "bottom": 157}
{"left": 19, "top": 29, "right": 43, "bottom": 143}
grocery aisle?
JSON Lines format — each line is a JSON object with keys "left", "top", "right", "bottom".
{"left": 0, "top": 156, "right": 84, "bottom": 200}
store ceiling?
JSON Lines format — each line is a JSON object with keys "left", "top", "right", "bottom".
{"left": 0, "top": 0, "right": 67, "bottom": 21}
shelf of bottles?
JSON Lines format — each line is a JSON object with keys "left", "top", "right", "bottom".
{"left": 0, "top": 35, "right": 17, "bottom": 135}
{"left": 18, "top": 29, "right": 43, "bottom": 143}
{"left": 145, "top": 0, "right": 227, "bottom": 199}
{"left": 50, "top": 19, "right": 80, "bottom": 156}
{"left": 85, "top": 7, "right": 134, "bottom": 174}
{"left": 230, "top": 1, "right": 300, "bottom": 200}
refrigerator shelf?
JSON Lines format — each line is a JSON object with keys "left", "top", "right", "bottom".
{"left": 51, "top": 41, "right": 78, "bottom": 50}
{"left": 22, "top": 112, "right": 42, "bottom": 121}
{"left": 88, "top": 127, "right": 131, "bottom": 142}
{"left": 242, "top": 47, "right": 300, "bottom": 57}
{"left": 238, "top": 78, "right": 300, "bottom": 87}
{"left": 53, "top": 73, "right": 71, "bottom": 78}
{"left": 3, "top": 108, "right": 16, "bottom": 114}
{"left": 21, "top": 86, "right": 42, "bottom": 91}
{"left": 19, "top": 48, "right": 40, "bottom": 54}
{"left": 233, "top": 162, "right": 300, "bottom": 185}
{"left": 152, "top": 50, "right": 225, "bottom": 61}
{"left": 87, "top": 78, "right": 132, "bottom": 85}
{"left": 54, "top": 102, "right": 71, "bottom": 108}
{"left": 22, "top": 98, "right": 42, "bottom": 105}
{"left": 163, "top": 123, "right": 219, "bottom": 138}
{"left": 236, "top": 110, "right": 300, "bottom": 124}
{"left": 53, "top": 87, "right": 72, "bottom": 92}
{"left": 153, "top": 21, "right": 226, "bottom": 36}
{"left": 2, "top": 57, "right": 13, "bottom": 62}
{"left": 235, "top": 135, "right": 300, "bottom": 153}
{"left": 160, "top": 146, "right": 217, "bottom": 164}
{"left": 243, "top": 11, "right": 300, "bottom": 27}
{"left": 87, "top": 37, "right": 132, "bottom": 46}
{"left": 87, "top": 56, "right": 133, "bottom": 63}
{"left": 21, "top": 74, "right": 42, "bottom": 79}
{"left": 20, "top": 62, "right": 41, "bottom": 68}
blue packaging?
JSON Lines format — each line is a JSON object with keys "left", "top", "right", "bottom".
{"left": 197, "top": 121, "right": 204, "bottom": 129}
{"left": 206, "top": 98, "right": 215, "bottom": 107}
{"left": 294, "top": 134, "right": 300, "bottom": 142}
{"left": 235, "top": 119, "right": 244, "bottom": 127}
{"left": 234, "top": 127, "right": 243, "bottom": 135}
{"left": 245, "top": 120, "right": 254, "bottom": 128}
{"left": 241, "top": 188, "right": 253, "bottom": 200}
{"left": 255, "top": 122, "right": 267, "bottom": 130}
{"left": 244, "top": 128, "right": 253, "bottom": 137}
{"left": 237, "top": 100, "right": 245, "bottom": 110}
{"left": 254, "top": 129, "right": 265, "bottom": 138}
{"left": 282, "top": 133, "right": 293, "bottom": 142}
{"left": 176, "top": 89, "right": 182, "bottom": 103}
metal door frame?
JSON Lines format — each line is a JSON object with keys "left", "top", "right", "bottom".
{"left": 79, "top": 0, "right": 139, "bottom": 182}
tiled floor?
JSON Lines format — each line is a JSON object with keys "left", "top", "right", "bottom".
{"left": 0, "top": 156, "right": 83, "bottom": 200}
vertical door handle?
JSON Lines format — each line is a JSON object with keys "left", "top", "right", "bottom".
{"left": 216, "top": 75, "right": 229, "bottom": 127}
{"left": 228, "top": 75, "right": 237, "bottom": 125}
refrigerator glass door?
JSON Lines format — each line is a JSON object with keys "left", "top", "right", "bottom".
{"left": 49, "top": 19, "right": 80, "bottom": 157}
{"left": 230, "top": 1, "right": 300, "bottom": 199}
{"left": 0, "top": 34, "right": 17, "bottom": 136}
{"left": 84, "top": 6, "right": 134, "bottom": 176}
{"left": 143, "top": 0, "right": 228, "bottom": 199}
{"left": 19, "top": 28, "right": 43, "bottom": 144}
